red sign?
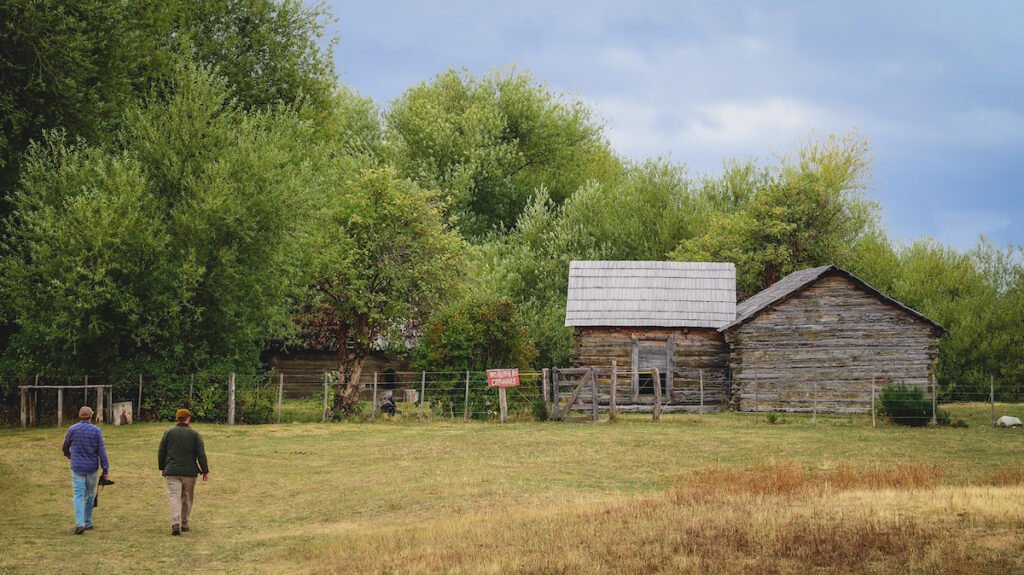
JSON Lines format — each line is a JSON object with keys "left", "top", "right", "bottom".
{"left": 486, "top": 368, "right": 520, "bottom": 388}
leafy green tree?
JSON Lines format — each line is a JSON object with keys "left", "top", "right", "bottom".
{"left": 0, "top": 0, "right": 335, "bottom": 211}
{"left": 671, "top": 133, "right": 877, "bottom": 298}
{"left": 387, "top": 68, "right": 622, "bottom": 240}
{"left": 308, "top": 167, "right": 466, "bottom": 416}
{"left": 1, "top": 65, "right": 318, "bottom": 376}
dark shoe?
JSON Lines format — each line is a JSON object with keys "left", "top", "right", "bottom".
{"left": 85, "top": 525, "right": 94, "bottom": 530}
{"left": 75, "top": 526, "right": 85, "bottom": 535}
{"left": 180, "top": 525, "right": 190, "bottom": 532}
{"left": 171, "top": 524, "right": 180, "bottom": 536}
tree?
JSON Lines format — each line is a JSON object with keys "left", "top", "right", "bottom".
{"left": 1, "top": 65, "right": 318, "bottom": 376}
{"left": 309, "top": 167, "right": 466, "bottom": 416}
{"left": 387, "top": 68, "right": 621, "bottom": 240}
{"left": 671, "top": 133, "right": 877, "bottom": 298}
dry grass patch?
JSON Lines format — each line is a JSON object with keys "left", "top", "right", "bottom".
{"left": 288, "top": 462, "right": 1024, "bottom": 575}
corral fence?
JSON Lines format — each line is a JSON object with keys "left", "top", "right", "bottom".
{"left": 3, "top": 369, "right": 1020, "bottom": 428}
{"left": 4, "top": 370, "right": 548, "bottom": 427}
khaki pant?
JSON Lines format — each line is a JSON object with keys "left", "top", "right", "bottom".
{"left": 165, "top": 476, "right": 197, "bottom": 527}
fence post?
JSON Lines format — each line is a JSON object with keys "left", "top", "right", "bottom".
{"left": 57, "top": 387, "right": 64, "bottom": 427}
{"left": 541, "top": 368, "right": 550, "bottom": 420}
{"left": 463, "top": 370, "right": 470, "bottom": 422}
{"left": 20, "top": 388, "right": 28, "bottom": 429}
{"left": 371, "top": 372, "right": 378, "bottom": 418}
{"left": 609, "top": 361, "right": 618, "bottom": 422}
{"left": 871, "top": 377, "right": 876, "bottom": 428}
{"left": 652, "top": 368, "right": 662, "bottom": 422}
{"left": 591, "top": 370, "right": 598, "bottom": 423}
{"left": 551, "top": 369, "right": 560, "bottom": 420}
{"left": 699, "top": 369, "right": 704, "bottom": 421}
{"left": 277, "top": 373, "right": 284, "bottom": 423}
{"left": 137, "top": 374, "right": 143, "bottom": 421}
{"left": 419, "top": 371, "right": 427, "bottom": 420}
{"left": 990, "top": 374, "right": 995, "bottom": 428}
{"left": 322, "top": 372, "right": 329, "bottom": 423}
{"left": 227, "top": 373, "right": 236, "bottom": 425}
{"left": 96, "top": 380, "right": 104, "bottom": 424}
{"left": 499, "top": 387, "right": 508, "bottom": 423}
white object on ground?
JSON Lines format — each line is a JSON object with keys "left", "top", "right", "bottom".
{"left": 996, "top": 416, "right": 1022, "bottom": 428}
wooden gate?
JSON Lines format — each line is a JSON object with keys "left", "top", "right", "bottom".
{"left": 550, "top": 368, "right": 599, "bottom": 421}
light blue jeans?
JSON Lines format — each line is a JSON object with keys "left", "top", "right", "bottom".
{"left": 71, "top": 471, "right": 98, "bottom": 528}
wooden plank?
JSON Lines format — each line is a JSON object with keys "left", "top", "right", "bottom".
{"left": 591, "top": 369, "right": 598, "bottom": 422}
{"left": 541, "top": 368, "right": 550, "bottom": 420}
{"left": 631, "top": 337, "right": 639, "bottom": 401}
{"left": 499, "top": 387, "right": 508, "bottom": 423}
{"left": 20, "top": 388, "right": 27, "bottom": 429}
{"left": 561, "top": 370, "right": 593, "bottom": 418}
{"left": 609, "top": 361, "right": 618, "bottom": 421}
{"left": 652, "top": 367, "right": 661, "bottom": 422}
{"left": 57, "top": 387, "right": 63, "bottom": 427}
{"left": 95, "top": 380, "right": 104, "bottom": 424}
{"left": 665, "top": 336, "right": 674, "bottom": 401}
{"left": 228, "top": 373, "right": 236, "bottom": 425}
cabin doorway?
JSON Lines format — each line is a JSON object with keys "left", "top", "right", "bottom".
{"left": 631, "top": 336, "right": 674, "bottom": 401}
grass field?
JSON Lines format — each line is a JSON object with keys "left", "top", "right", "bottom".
{"left": 1, "top": 404, "right": 1022, "bottom": 574}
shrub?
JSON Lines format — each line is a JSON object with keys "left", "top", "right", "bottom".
{"left": 235, "top": 388, "right": 275, "bottom": 424}
{"left": 531, "top": 398, "right": 548, "bottom": 421}
{"left": 935, "top": 409, "right": 952, "bottom": 426}
{"left": 877, "top": 383, "right": 932, "bottom": 426}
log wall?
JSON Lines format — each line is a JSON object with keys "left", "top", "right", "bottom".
{"left": 725, "top": 274, "right": 941, "bottom": 413}
{"left": 570, "top": 326, "right": 730, "bottom": 410}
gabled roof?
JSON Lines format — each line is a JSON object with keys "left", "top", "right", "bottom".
{"left": 719, "top": 264, "right": 945, "bottom": 333}
{"left": 565, "top": 261, "right": 736, "bottom": 328}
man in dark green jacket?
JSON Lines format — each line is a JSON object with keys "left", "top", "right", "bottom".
{"left": 158, "top": 409, "right": 210, "bottom": 536}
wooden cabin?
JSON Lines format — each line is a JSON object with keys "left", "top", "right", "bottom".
{"left": 720, "top": 265, "right": 944, "bottom": 413}
{"left": 564, "top": 261, "right": 735, "bottom": 413}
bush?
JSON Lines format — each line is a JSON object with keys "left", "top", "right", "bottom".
{"left": 531, "top": 398, "right": 548, "bottom": 421}
{"left": 877, "top": 383, "right": 932, "bottom": 426}
{"left": 935, "top": 409, "right": 951, "bottom": 426}
{"left": 235, "top": 388, "right": 275, "bottom": 424}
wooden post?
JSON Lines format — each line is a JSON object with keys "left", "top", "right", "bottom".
{"left": 419, "top": 371, "right": 427, "bottom": 420}
{"left": 322, "top": 372, "right": 329, "bottom": 423}
{"left": 277, "top": 373, "right": 284, "bottom": 423}
{"left": 591, "top": 369, "right": 598, "bottom": 422}
{"left": 107, "top": 387, "right": 113, "bottom": 424}
{"left": 137, "top": 374, "right": 143, "bottom": 420}
{"left": 57, "top": 387, "right": 64, "bottom": 427}
{"left": 812, "top": 380, "right": 818, "bottom": 427}
{"left": 463, "top": 370, "right": 470, "bottom": 422}
{"left": 609, "top": 361, "right": 618, "bottom": 422}
{"left": 499, "top": 387, "right": 508, "bottom": 423}
{"left": 871, "top": 377, "right": 876, "bottom": 429}
{"left": 551, "top": 369, "right": 560, "bottom": 420}
{"left": 699, "top": 369, "right": 704, "bottom": 422}
{"left": 990, "top": 374, "right": 995, "bottom": 428}
{"left": 96, "top": 381, "right": 104, "bottom": 424}
{"left": 652, "top": 368, "right": 662, "bottom": 422}
{"left": 20, "top": 388, "right": 28, "bottom": 429}
{"left": 665, "top": 336, "right": 675, "bottom": 401}
{"left": 371, "top": 372, "right": 379, "bottom": 418}
{"left": 541, "top": 368, "right": 550, "bottom": 420}
{"left": 630, "top": 337, "right": 640, "bottom": 401}
{"left": 227, "top": 373, "right": 236, "bottom": 425}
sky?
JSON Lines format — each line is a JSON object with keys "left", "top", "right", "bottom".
{"left": 327, "top": 1, "right": 1024, "bottom": 249}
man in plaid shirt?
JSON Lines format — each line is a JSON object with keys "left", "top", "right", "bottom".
{"left": 62, "top": 406, "right": 110, "bottom": 534}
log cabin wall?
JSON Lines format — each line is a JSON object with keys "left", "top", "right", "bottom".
{"left": 263, "top": 350, "right": 412, "bottom": 388}
{"left": 572, "top": 326, "right": 730, "bottom": 410}
{"left": 724, "top": 273, "right": 940, "bottom": 413}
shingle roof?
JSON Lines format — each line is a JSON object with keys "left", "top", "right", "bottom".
{"left": 719, "top": 264, "right": 945, "bottom": 333}
{"left": 565, "top": 261, "right": 736, "bottom": 328}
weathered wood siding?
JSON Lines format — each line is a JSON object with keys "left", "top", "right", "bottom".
{"left": 569, "top": 327, "right": 729, "bottom": 411}
{"left": 726, "top": 274, "right": 940, "bottom": 413}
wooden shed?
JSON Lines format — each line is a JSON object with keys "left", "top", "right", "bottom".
{"left": 721, "top": 265, "right": 944, "bottom": 413}
{"left": 564, "top": 261, "right": 735, "bottom": 412}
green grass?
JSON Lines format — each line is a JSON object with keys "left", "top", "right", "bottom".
{"left": 1, "top": 404, "right": 1022, "bottom": 574}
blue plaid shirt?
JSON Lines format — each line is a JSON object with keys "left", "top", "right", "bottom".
{"left": 62, "top": 421, "right": 109, "bottom": 475}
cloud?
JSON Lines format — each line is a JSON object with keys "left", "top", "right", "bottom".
{"left": 592, "top": 95, "right": 848, "bottom": 170}
{"left": 948, "top": 107, "right": 1024, "bottom": 148}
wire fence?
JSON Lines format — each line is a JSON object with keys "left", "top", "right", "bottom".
{"left": 3, "top": 370, "right": 1021, "bottom": 428}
